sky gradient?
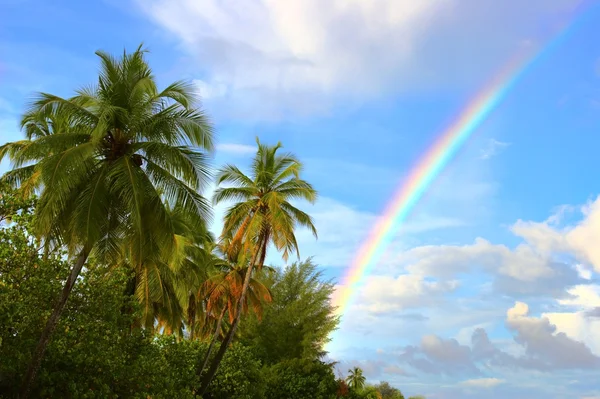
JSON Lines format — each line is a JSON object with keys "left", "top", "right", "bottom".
{"left": 2, "top": 1, "right": 600, "bottom": 398}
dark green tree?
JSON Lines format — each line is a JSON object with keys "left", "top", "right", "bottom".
{"left": 263, "top": 358, "right": 338, "bottom": 399}
{"left": 239, "top": 259, "right": 339, "bottom": 364}
{"left": 374, "top": 381, "right": 405, "bottom": 399}
{"left": 0, "top": 192, "right": 166, "bottom": 397}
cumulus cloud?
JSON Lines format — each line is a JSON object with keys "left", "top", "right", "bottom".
{"left": 505, "top": 302, "right": 600, "bottom": 369}
{"left": 399, "top": 335, "right": 479, "bottom": 375}
{"left": 389, "top": 238, "right": 582, "bottom": 298}
{"left": 136, "top": 0, "right": 581, "bottom": 120}
{"left": 542, "top": 285, "right": 600, "bottom": 355}
{"left": 381, "top": 197, "right": 600, "bottom": 299}
{"left": 511, "top": 196, "right": 600, "bottom": 273}
{"left": 401, "top": 238, "right": 557, "bottom": 281}
{"left": 349, "top": 274, "right": 458, "bottom": 314}
{"left": 396, "top": 301, "right": 600, "bottom": 376}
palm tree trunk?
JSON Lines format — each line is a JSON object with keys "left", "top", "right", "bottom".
{"left": 198, "top": 247, "right": 261, "bottom": 395}
{"left": 20, "top": 249, "right": 89, "bottom": 399}
{"left": 188, "top": 294, "right": 197, "bottom": 338}
{"left": 198, "top": 306, "right": 227, "bottom": 377}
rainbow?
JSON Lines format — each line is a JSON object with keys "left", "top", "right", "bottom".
{"left": 332, "top": 3, "right": 593, "bottom": 318}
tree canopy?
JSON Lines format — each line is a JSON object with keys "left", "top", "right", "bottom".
{"left": 239, "top": 258, "right": 339, "bottom": 364}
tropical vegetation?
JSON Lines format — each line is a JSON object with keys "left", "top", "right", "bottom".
{"left": 0, "top": 45, "right": 427, "bottom": 398}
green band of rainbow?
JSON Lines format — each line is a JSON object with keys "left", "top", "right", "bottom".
{"left": 331, "top": 3, "right": 592, "bottom": 318}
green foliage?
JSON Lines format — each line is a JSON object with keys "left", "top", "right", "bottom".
{"left": 263, "top": 358, "right": 338, "bottom": 399}
{"left": 346, "top": 367, "right": 367, "bottom": 391}
{"left": 0, "top": 182, "right": 35, "bottom": 224}
{"left": 202, "top": 343, "right": 264, "bottom": 399}
{"left": 0, "top": 198, "right": 259, "bottom": 398}
{"left": 240, "top": 259, "right": 340, "bottom": 364}
{"left": 374, "top": 381, "right": 405, "bottom": 399}
{"left": 0, "top": 212, "right": 262, "bottom": 398}
{"left": 0, "top": 208, "right": 151, "bottom": 397}
{"left": 359, "top": 385, "right": 381, "bottom": 399}
{"left": 214, "top": 137, "right": 318, "bottom": 265}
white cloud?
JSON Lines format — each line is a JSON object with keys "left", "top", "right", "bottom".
{"left": 544, "top": 310, "right": 600, "bottom": 356}
{"left": 460, "top": 378, "right": 505, "bottom": 388}
{"left": 381, "top": 237, "right": 582, "bottom": 300}
{"left": 543, "top": 285, "right": 600, "bottom": 354}
{"left": 193, "top": 79, "right": 228, "bottom": 100}
{"left": 512, "top": 196, "right": 600, "bottom": 273}
{"left": 136, "top": 0, "right": 581, "bottom": 120}
{"left": 479, "top": 139, "right": 510, "bottom": 160}
{"left": 505, "top": 301, "right": 600, "bottom": 368}
{"left": 396, "top": 301, "right": 600, "bottom": 376}
{"left": 574, "top": 264, "right": 593, "bottom": 280}
{"left": 558, "top": 285, "right": 600, "bottom": 309}
{"left": 349, "top": 274, "right": 459, "bottom": 314}
{"left": 373, "top": 197, "right": 600, "bottom": 299}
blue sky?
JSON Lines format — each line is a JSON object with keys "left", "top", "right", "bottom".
{"left": 3, "top": 0, "right": 600, "bottom": 398}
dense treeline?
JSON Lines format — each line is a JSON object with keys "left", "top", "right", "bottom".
{"left": 0, "top": 46, "right": 425, "bottom": 399}
{"left": 0, "top": 191, "right": 333, "bottom": 398}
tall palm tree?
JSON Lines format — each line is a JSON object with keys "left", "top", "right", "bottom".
{"left": 0, "top": 45, "right": 213, "bottom": 397}
{"left": 346, "top": 367, "right": 367, "bottom": 391}
{"left": 198, "top": 138, "right": 317, "bottom": 394}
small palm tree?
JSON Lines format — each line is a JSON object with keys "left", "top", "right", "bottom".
{"left": 346, "top": 367, "right": 366, "bottom": 391}
{"left": 197, "top": 240, "right": 272, "bottom": 377}
{"left": 134, "top": 207, "right": 214, "bottom": 335}
{"left": 0, "top": 45, "right": 213, "bottom": 397}
{"left": 198, "top": 138, "right": 317, "bottom": 394}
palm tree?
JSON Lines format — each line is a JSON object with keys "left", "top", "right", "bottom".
{"left": 134, "top": 206, "right": 214, "bottom": 335}
{"left": 197, "top": 240, "right": 273, "bottom": 377}
{"left": 0, "top": 45, "right": 213, "bottom": 397}
{"left": 346, "top": 367, "right": 366, "bottom": 391}
{"left": 198, "top": 138, "right": 317, "bottom": 394}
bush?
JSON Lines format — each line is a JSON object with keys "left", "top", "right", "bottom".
{"left": 263, "top": 358, "right": 338, "bottom": 399}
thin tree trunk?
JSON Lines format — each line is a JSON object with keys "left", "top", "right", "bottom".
{"left": 188, "top": 294, "right": 197, "bottom": 339}
{"left": 198, "top": 247, "right": 261, "bottom": 395}
{"left": 120, "top": 274, "right": 137, "bottom": 333}
{"left": 19, "top": 249, "right": 89, "bottom": 399}
{"left": 198, "top": 307, "right": 227, "bottom": 377}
